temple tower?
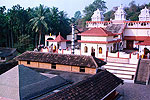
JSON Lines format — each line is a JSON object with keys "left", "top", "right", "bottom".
{"left": 139, "top": 7, "right": 150, "bottom": 21}
{"left": 114, "top": 5, "right": 126, "bottom": 21}
{"left": 91, "top": 9, "right": 104, "bottom": 21}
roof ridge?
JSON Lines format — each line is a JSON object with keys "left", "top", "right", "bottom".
{"left": 91, "top": 56, "right": 98, "bottom": 68}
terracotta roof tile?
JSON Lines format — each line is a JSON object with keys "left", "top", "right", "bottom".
{"left": 46, "top": 34, "right": 69, "bottom": 42}
{"left": 41, "top": 70, "right": 123, "bottom": 100}
{"left": 15, "top": 51, "right": 106, "bottom": 68}
{"left": 78, "top": 28, "right": 115, "bottom": 36}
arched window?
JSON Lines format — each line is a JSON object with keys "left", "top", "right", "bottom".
{"left": 53, "top": 45, "right": 56, "bottom": 52}
{"left": 99, "top": 47, "right": 102, "bottom": 54}
{"left": 84, "top": 46, "right": 88, "bottom": 53}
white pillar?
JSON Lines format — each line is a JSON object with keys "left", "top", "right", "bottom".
{"left": 71, "top": 25, "right": 75, "bottom": 54}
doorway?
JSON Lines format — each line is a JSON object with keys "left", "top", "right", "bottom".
{"left": 91, "top": 47, "right": 95, "bottom": 57}
{"left": 126, "top": 40, "right": 133, "bottom": 49}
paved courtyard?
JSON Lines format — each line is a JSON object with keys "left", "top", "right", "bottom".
{"left": 117, "top": 83, "right": 150, "bottom": 100}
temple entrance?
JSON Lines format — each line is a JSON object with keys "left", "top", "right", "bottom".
{"left": 127, "top": 40, "right": 133, "bottom": 49}
{"left": 91, "top": 47, "right": 95, "bottom": 57}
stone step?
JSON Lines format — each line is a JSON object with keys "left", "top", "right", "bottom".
{"left": 104, "top": 65, "right": 137, "bottom": 71}
{"left": 113, "top": 73, "right": 133, "bottom": 80}
{"left": 106, "top": 69, "right": 135, "bottom": 75}
{"left": 106, "top": 62, "right": 137, "bottom": 68}
{"left": 107, "top": 57, "right": 129, "bottom": 63}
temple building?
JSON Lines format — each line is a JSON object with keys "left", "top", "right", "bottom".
{"left": 84, "top": 5, "right": 150, "bottom": 59}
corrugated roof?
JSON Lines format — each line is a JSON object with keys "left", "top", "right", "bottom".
{"left": 41, "top": 70, "right": 123, "bottom": 100}
{"left": 15, "top": 51, "right": 106, "bottom": 68}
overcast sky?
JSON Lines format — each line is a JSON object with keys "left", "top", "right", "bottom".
{"left": 0, "top": 0, "right": 149, "bottom": 17}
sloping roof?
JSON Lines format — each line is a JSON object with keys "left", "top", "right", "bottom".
{"left": 0, "top": 47, "right": 16, "bottom": 57}
{"left": 78, "top": 28, "right": 115, "bottom": 36}
{"left": 105, "top": 24, "right": 126, "bottom": 34}
{"left": 0, "top": 61, "right": 18, "bottom": 75}
{"left": 136, "top": 37, "right": 150, "bottom": 46}
{"left": 41, "top": 70, "right": 123, "bottom": 100}
{"left": 124, "top": 36, "right": 149, "bottom": 41}
{"left": 135, "top": 59, "right": 150, "bottom": 85}
{"left": 15, "top": 51, "right": 106, "bottom": 68}
{"left": 0, "top": 65, "right": 71, "bottom": 100}
{"left": 46, "top": 34, "right": 69, "bottom": 42}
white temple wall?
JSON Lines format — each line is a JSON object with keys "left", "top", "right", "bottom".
{"left": 81, "top": 43, "right": 107, "bottom": 58}
{"left": 81, "top": 36, "right": 107, "bottom": 41}
{"left": 60, "top": 42, "right": 66, "bottom": 49}
{"left": 124, "top": 29, "right": 150, "bottom": 36}
{"left": 81, "top": 36, "right": 114, "bottom": 42}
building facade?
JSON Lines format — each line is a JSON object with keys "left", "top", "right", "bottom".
{"left": 16, "top": 51, "right": 106, "bottom": 74}
{"left": 84, "top": 5, "right": 150, "bottom": 59}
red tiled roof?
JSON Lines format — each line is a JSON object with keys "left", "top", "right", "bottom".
{"left": 136, "top": 37, "right": 150, "bottom": 46}
{"left": 124, "top": 36, "right": 149, "bottom": 41}
{"left": 78, "top": 28, "right": 115, "bottom": 36}
{"left": 46, "top": 34, "right": 69, "bottom": 42}
{"left": 78, "top": 39, "right": 121, "bottom": 44}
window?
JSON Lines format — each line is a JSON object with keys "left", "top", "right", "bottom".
{"left": 1, "top": 57, "right": 5, "bottom": 60}
{"left": 27, "top": 61, "right": 30, "bottom": 64}
{"left": 99, "top": 47, "right": 102, "bottom": 54}
{"left": 52, "top": 63, "right": 56, "bottom": 69}
{"left": 84, "top": 46, "right": 88, "bottom": 53}
{"left": 53, "top": 45, "right": 56, "bottom": 52}
{"left": 46, "top": 41, "right": 49, "bottom": 46}
{"left": 80, "top": 66, "right": 85, "bottom": 72}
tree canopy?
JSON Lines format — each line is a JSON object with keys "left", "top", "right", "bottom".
{"left": 104, "top": 1, "right": 150, "bottom": 21}
{"left": 0, "top": 4, "right": 71, "bottom": 53}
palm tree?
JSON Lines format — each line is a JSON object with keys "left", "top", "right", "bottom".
{"left": 30, "top": 4, "right": 49, "bottom": 45}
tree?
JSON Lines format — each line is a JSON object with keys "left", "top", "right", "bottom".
{"left": 14, "top": 34, "right": 33, "bottom": 53}
{"left": 0, "top": 6, "right": 8, "bottom": 47}
{"left": 30, "top": 4, "right": 49, "bottom": 45}
{"left": 83, "top": 0, "right": 107, "bottom": 18}
{"left": 82, "top": 0, "right": 107, "bottom": 27}
{"left": 47, "top": 7, "right": 71, "bottom": 37}
{"left": 74, "top": 11, "right": 82, "bottom": 20}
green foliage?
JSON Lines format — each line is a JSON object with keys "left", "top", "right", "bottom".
{"left": 104, "top": 1, "right": 150, "bottom": 21}
{"left": 30, "top": 4, "right": 49, "bottom": 45}
{"left": 0, "top": 4, "right": 71, "bottom": 53}
{"left": 83, "top": 0, "right": 107, "bottom": 21}
{"left": 81, "top": 0, "right": 107, "bottom": 27}
{"left": 14, "top": 34, "right": 33, "bottom": 53}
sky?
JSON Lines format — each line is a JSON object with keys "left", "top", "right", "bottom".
{"left": 0, "top": 0, "right": 149, "bottom": 18}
